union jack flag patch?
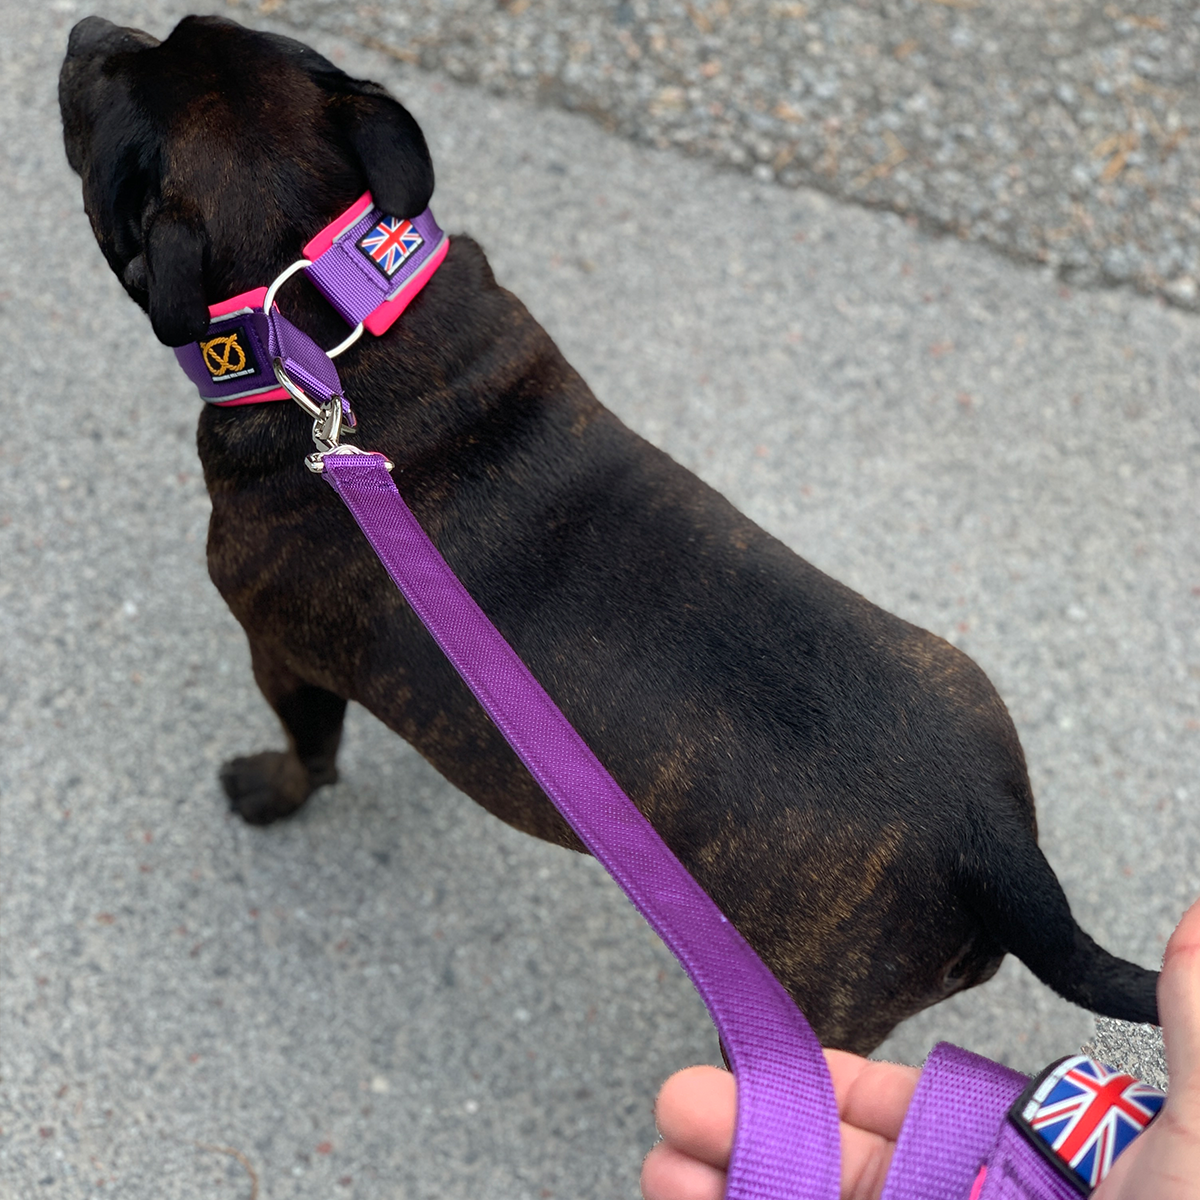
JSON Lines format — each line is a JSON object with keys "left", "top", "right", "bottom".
{"left": 357, "top": 215, "right": 424, "bottom": 278}
{"left": 1012, "top": 1055, "right": 1164, "bottom": 1193}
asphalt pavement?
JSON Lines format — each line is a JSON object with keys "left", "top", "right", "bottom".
{"left": 266, "top": 0, "right": 1200, "bottom": 310}
{"left": 2, "top": 3, "right": 1197, "bottom": 1199}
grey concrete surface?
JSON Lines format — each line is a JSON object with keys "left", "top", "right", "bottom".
{"left": 1, "top": 3, "right": 1196, "bottom": 1198}
{"left": 262, "top": 0, "right": 1200, "bottom": 310}
{"left": 1082, "top": 1016, "right": 1169, "bottom": 1091}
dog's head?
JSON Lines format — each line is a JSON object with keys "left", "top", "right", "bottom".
{"left": 59, "top": 14, "right": 434, "bottom": 346}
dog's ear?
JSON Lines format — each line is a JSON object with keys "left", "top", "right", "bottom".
{"left": 144, "top": 205, "right": 210, "bottom": 347}
{"left": 330, "top": 85, "right": 434, "bottom": 219}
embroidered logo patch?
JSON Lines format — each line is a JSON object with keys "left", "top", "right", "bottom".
{"left": 1012, "top": 1055, "right": 1164, "bottom": 1193}
{"left": 357, "top": 216, "right": 423, "bottom": 278}
{"left": 199, "top": 325, "right": 260, "bottom": 383}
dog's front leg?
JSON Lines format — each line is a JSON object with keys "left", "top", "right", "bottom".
{"left": 221, "top": 641, "right": 347, "bottom": 825}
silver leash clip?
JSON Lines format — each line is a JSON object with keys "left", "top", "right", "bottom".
{"left": 270, "top": 357, "right": 391, "bottom": 472}
{"left": 301, "top": 392, "right": 394, "bottom": 474}
{"left": 305, "top": 397, "right": 394, "bottom": 474}
{"left": 312, "top": 396, "right": 343, "bottom": 453}
{"left": 266, "top": 326, "right": 392, "bottom": 475}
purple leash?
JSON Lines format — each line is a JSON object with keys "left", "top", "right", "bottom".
{"left": 321, "top": 450, "right": 842, "bottom": 1200}
{"left": 316, "top": 448, "right": 1161, "bottom": 1200}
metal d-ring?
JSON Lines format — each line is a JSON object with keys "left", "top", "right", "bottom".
{"left": 264, "top": 259, "right": 364, "bottom": 358}
{"left": 265, "top": 258, "right": 364, "bottom": 422}
{"left": 327, "top": 322, "right": 364, "bottom": 358}
{"left": 263, "top": 258, "right": 312, "bottom": 313}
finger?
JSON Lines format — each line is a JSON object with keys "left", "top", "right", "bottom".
{"left": 652, "top": 1056, "right": 916, "bottom": 1200}
{"left": 1092, "top": 896, "right": 1200, "bottom": 1200}
{"left": 826, "top": 1050, "right": 921, "bottom": 1143}
{"left": 653, "top": 1066, "right": 736, "bottom": 1169}
{"left": 1159, "top": 894, "right": 1200, "bottom": 1096}
{"left": 641, "top": 1141, "right": 727, "bottom": 1200}
{"left": 839, "top": 1124, "right": 897, "bottom": 1200}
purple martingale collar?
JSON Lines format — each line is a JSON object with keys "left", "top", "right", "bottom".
{"left": 174, "top": 194, "right": 447, "bottom": 408}
{"left": 171, "top": 191, "right": 1164, "bottom": 1199}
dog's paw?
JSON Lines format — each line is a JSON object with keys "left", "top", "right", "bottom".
{"left": 220, "top": 751, "right": 333, "bottom": 825}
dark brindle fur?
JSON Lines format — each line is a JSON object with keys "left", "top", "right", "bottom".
{"left": 60, "top": 14, "right": 1157, "bottom": 1053}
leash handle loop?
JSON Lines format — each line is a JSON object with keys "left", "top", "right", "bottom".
{"left": 321, "top": 452, "right": 842, "bottom": 1200}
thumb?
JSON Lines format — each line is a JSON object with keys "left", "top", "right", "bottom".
{"left": 1159, "top": 894, "right": 1200, "bottom": 1096}
{"left": 1092, "top": 897, "right": 1200, "bottom": 1200}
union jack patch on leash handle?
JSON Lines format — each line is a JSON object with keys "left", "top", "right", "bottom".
{"left": 1010, "top": 1054, "right": 1164, "bottom": 1193}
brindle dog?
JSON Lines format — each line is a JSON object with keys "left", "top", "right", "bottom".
{"left": 60, "top": 14, "right": 1157, "bottom": 1052}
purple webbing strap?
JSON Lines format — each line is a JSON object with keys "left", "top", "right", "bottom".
{"left": 881, "top": 1043, "right": 1025, "bottom": 1200}
{"left": 976, "top": 1124, "right": 1082, "bottom": 1200}
{"left": 305, "top": 208, "right": 445, "bottom": 327}
{"left": 267, "top": 311, "right": 345, "bottom": 408}
{"left": 322, "top": 452, "right": 841, "bottom": 1200}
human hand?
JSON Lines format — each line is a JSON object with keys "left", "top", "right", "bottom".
{"left": 1092, "top": 894, "right": 1200, "bottom": 1200}
{"left": 642, "top": 896, "right": 1200, "bottom": 1200}
{"left": 640, "top": 1051, "right": 920, "bottom": 1200}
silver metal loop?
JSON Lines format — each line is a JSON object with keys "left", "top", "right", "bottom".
{"left": 265, "top": 260, "right": 363, "bottom": 360}
{"left": 272, "top": 358, "right": 322, "bottom": 419}
{"left": 263, "top": 258, "right": 313, "bottom": 314}
{"left": 327, "top": 322, "right": 365, "bottom": 359}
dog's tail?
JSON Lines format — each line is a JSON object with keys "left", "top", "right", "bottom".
{"left": 965, "top": 823, "right": 1159, "bottom": 1025}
